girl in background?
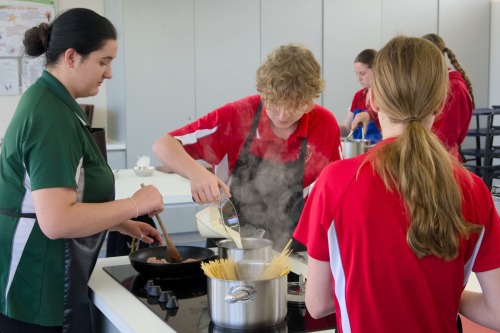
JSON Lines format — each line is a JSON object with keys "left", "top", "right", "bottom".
{"left": 339, "top": 49, "right": 382, "bottom": 144}
{"left": 351, "top": 35, "right": 474, "bottom": 160}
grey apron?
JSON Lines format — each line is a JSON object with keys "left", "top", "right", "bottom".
{"left": 230, "top": 102, "right": 307, "bottom": 252}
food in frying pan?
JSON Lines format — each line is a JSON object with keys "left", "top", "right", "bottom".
{"left": 146, "top": 256, "right": 198, "bottom": 264}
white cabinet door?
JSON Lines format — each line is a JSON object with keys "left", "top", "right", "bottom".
{"left": 261, "top": 0, "right": 323, "bottom": 72}
{"left": 122, "top": 0, "right": 196, "bottom": 167}
{"left": 194, "top": 0, "right": 260, "bottom": 118}
{"left": 381, "top": 0, "right": 437, "bottom": 43}
{"left": 323, "top": 0, "right": 382, "bottom": 122}
{"left": 491, "top": 1, "right": 500, "bottom": 107}
{"left": 439, "top": 0, "right": 490, "bottom": 108}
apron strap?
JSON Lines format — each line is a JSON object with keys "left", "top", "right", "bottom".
{"left": 241, "top": 101, "right": 263, "bottom": 152}
{"left": 0, "top": 208, "right": 36, "bottom": 219}
{"left": 298, "top": 137, "right": 307, "bottom": 160}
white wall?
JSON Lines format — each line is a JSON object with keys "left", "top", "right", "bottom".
{"left": 0, "top": 0, "right": 108, "bottom": 138}
{"left": 0, "top": 0, "right": 496, "bottom": 141}
{"left": 491, "top": 0, "right": 500, "bottom": 108}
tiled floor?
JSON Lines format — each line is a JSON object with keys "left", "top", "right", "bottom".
{"left": 460, "top": 315, "right": 500, "bottom": 333}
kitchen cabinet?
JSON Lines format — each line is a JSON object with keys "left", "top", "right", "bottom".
{"left": 106, "top": 140, "right": 127, "bottom": 170}
{"left": 109, "top": 0, "right": 196, "bottom": 168}
{"left": 105, "top": 0, "right": 198, "bottom": 241}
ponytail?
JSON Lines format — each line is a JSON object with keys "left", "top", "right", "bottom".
{"left": 367, "top": 36, "right": 481, "bottom": 260}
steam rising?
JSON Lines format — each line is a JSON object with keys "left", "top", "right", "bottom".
{"left": 231, "top": 156, "right": 304, "bottom": 251}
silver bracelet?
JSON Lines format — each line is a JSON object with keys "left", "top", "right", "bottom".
{"left": 128, "top": 197, "right": 139, "bottom": 218}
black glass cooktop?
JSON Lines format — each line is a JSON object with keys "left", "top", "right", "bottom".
{"left": 103, "top": 264, "right": 336, "bottom": 333}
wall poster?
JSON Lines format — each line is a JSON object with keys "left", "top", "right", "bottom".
{"left": 0, "top": 0, "right": 56, "bottom": 95}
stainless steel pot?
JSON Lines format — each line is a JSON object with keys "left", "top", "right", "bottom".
{"left": 207, "top": 261, "right": 288, "bottom": 329}
{"left": 217, "top": 238, "right": 272, "bottom": 262}
{"left": 342, "top": 137, "right": 370, "bottom": 158}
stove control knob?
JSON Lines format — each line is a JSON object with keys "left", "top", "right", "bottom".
{"left": 166, "top": 295, "right": 179, "bottom": 309}
{"left": 145, "top": 280, "right": 154, "bottom": 289}
{"left": 146, "top": 285, "right": 162, "bottom": 297}
{"left": 159, "top": 291, "right": 175, "bottom": 303}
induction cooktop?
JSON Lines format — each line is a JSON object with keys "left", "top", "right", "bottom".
{"left": 103, "top": 264, "right": 336, "bottom": 333}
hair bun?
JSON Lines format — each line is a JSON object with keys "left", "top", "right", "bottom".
{"left": 23, "top": 22, "right": 50, "bottom": 57}
{"left": 38, "top": 23, "right": 50, "bottom": 51}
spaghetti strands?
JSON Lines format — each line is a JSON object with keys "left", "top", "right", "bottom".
{"left": 201, "top": 240, "right": 293, "bottom": 281}
{"left": 201, "top": 258, "right": 241, "bottom": 280}
{"left": 260, "top": 239, "right": 293, "bottom": 280}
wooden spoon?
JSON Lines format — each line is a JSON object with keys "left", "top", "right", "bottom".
{"left": 140, "top": 183, "right": 182, "bottom": 263}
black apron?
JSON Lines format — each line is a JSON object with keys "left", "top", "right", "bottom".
{"left": 59, "top": 126, "right": 115, "bottom": 333}
{"left": 229, "top": 102, "right": 307, "bottom": 252}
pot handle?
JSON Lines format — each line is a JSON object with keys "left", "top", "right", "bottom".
{"left": 224, "top": 287, "right": 256, "bottom": 304}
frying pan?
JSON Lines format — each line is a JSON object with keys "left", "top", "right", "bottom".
{"left": 129, "top": 245, "right": 216, "bottom": 279}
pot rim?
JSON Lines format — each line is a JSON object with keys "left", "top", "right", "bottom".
{"left": 216, "top": 237, "right": 272, "bottom": 250}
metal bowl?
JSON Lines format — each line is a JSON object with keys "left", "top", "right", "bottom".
{"left": 133, "top": 166, "right": 155, "bottom": 177}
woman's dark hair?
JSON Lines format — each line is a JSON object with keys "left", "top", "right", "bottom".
{"left": 23, "top": 8, "right": 117, "bottom": 67}
{"left": 354, "top": 49, "right": 377, "bottom": 68}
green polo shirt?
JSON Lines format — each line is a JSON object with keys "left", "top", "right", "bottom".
{"left": 0, "top": 71, "right": 114, "bottom": 326}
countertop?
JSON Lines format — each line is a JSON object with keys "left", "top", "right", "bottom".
{"left": 114, "top": 168, "right": 193, "bottom": 206}
{"left": 89, "top": 253, "right": 481, "bottom": 333}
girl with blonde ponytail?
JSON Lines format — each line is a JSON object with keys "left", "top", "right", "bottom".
{"left": 295, "top": 36, "right": 500, "bottom": 333}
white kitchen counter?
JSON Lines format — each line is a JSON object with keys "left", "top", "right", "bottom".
{"left": 114, "top": 169, "right": 194, "bottom": 207}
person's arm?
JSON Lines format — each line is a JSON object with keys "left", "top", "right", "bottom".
{"left": 110, "top": 219, "right": 163, "bottom": 244}
{"left": 339, "top": 111, "right": 354, "bottom": 137}
{"left": 350, "top": 110, "right": 372, "bottom": 134}
{"left": 305, "top": 256, "right": 336, "bottom": 318}
{"left": 459, "top": 268, "right": 500, "bottom": 331}
{"left": 33, "top": 185, "right": 164, "bottom": 240}
{"left": 152, "top": 134, "right": 230, "bottom": 203}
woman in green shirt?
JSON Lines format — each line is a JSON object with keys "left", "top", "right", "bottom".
{"left": 0, "top": 8, "right": 164, "bottom": 333}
